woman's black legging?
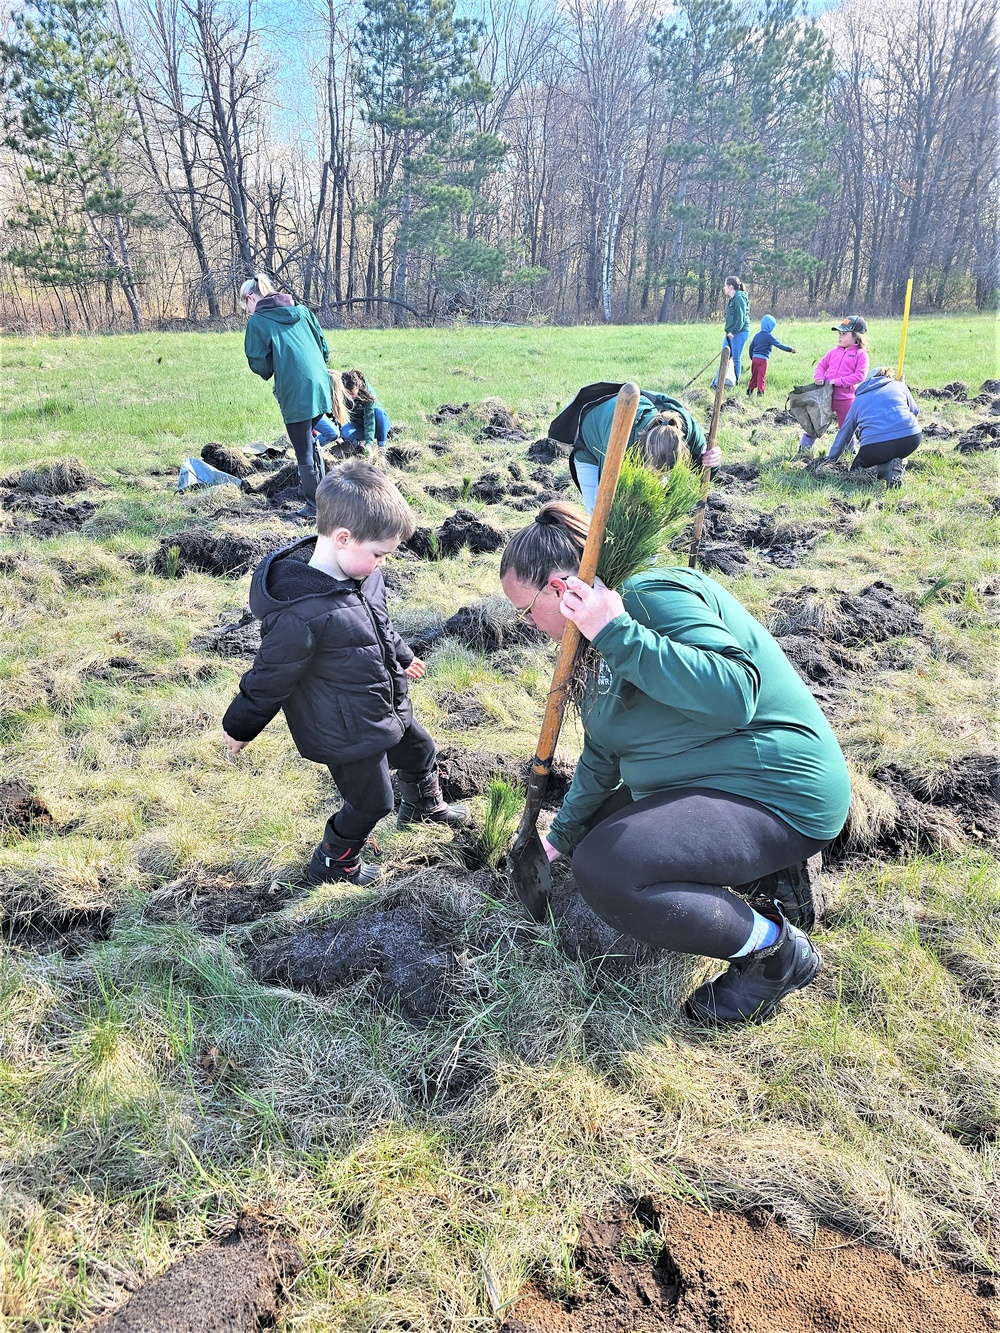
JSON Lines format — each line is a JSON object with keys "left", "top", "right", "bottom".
{"left": 851, "top": 432, "right": 921, "bottom": 471}
{"left": 570, "top": 787, "right": 828, "bottom": 960}
{"left": 286, "top": 416, "right": 326, "bottom": 502}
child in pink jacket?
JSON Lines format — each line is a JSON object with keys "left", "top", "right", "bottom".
{"left": 799, "top": 316, "right": 871, "bottom": 453}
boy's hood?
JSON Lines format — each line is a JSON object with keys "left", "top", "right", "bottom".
{"left": 760, "top": 314, "right": 776, "bottom": 333}
{"left": 249, "top": 536, "right": 359, "bottom": 617}
{"left": 251, "top": 293, "right": 305, "bottom": 326}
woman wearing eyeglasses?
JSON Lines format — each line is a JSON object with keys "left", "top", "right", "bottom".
{"left": 240, "top": 274, "right": 333, "bottom": 518}
{"left": 499, "top": 502, "right": 851, "bottom": 1026}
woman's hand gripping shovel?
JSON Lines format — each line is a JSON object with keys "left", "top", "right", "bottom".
{"left": 506, "top": 383, "right": 640, "bottom": 921}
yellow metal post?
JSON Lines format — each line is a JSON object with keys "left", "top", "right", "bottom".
{"left": 897, "top": 277, "right": 913, "bottom": 380}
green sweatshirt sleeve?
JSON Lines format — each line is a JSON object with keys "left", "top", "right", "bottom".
{"left": 590, "top": 591, "right": 760, "bottom": 728}
{"left": 304, "top": 307, "right": 330, "bottom": 362}
{"left": 244, "top": 320, "right": 274, "bottom": 381}
{"left": 547, "top": 735, "right": 623, "bottom": 856}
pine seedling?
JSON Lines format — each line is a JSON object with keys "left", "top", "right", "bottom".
{"left": 467, "top": 776, "right": 524, "bottom": 870}
{"left": 597, "top": 450, "right": 702, "bottom": 590}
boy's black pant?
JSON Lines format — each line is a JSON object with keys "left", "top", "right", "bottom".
{"left": 327, "top": 719, "right": 437, "bottom": 841}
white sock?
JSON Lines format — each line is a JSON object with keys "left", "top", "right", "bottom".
{"left": 729, "top": 909, "right": 781, "bottom": 958}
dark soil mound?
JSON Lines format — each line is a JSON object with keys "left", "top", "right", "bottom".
{"left": 411, "top": 597, "right": 543, "bottom": 656}
{"left": 773, "top": 581, "right": 921, "bottom": 648}
{"left": 86, "top": 1214, "right": 301, "bottom": 1333}
{"left": 200, "top": 443, "right": 253, "bottom": 479}
{"left": 880, "top": 754, "right": 999, "bottom": 847}
{"left": 152, "top": 528, "right": 287, "bottom": 578}
{"left": 957, "top": 420, "right": 1000, "bottom": 452}
{"left": 980, "top": 379, "right": 1000, "bottom": 395}
{"left": 698, "top": 543, "right": 753, "bottom": 576}
{"left": 192, "top": 611, "right": 261, "bottom": 658}
{"left": 2, "top": 455, "right": 94, "bottom": 495}
{"left": 436, "top": 743, "right": 573, "bottom": 806}
{"left": 385, "top": 442, "right": 423, "bottom": 468}
{"left": 921, "top": 380, "right": 969, "bottom": 401}
{"left": 245, "top": 461, "right": 302, "bottom": 502}
{"left": 430, "top": 402, "right": 470, "bottom": 424}
{"left": 250, "top": 905, "right": 452, "bottom": 1022}
{"left": 527, "top": 437, "right": 571, "bottom": 463}
{"left": 469, "top": 470, "right": 508, "bottom": 503}
{"left": 438, "top": 508, "right": 508, "bottom": 556}
{"left": 143, "top": 870, "right": 293, "bottom": 933}
{"left": 2, "top": 492, "right": 98, "bottom": 536}
{"left": 500, "top": 1198, "right": 996, "bottom": 1333}
{"left": 922, "top": 421, "right": 954, "bottom": 438}
{"left": 714, "top": 461, "right": 760, "bottom": 489}
{"left": 0, "top": 781, "right": 55, "bottom": 837}
{"left": 761, "top": 407, "right": 799, "bottom": 426}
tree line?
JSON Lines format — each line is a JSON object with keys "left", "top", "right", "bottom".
{"left": 1, "top": 0, "right": 996, "bottom": 331}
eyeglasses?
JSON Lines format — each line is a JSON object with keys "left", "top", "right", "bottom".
{"left": 511, "top": 575, "right": 569, "bottom": 623}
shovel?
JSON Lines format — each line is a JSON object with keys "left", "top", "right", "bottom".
{"left": 688, "top": 345, "right": 729, "bottom": 569}
{"left": 506, "top": 382, "right": 640, "bottom": 921}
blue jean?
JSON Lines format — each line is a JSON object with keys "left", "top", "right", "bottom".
{"left": 724, "top": 331, "right": 750, "bottom": 381}
{"left": 341, "top": 407, "right": 390, "bottom": 451}
{"left": 313, "top": 415, "right": 340, "bottom": 446}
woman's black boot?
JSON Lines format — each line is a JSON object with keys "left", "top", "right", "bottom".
{"left": 306, "top": 822, "right": 380, "bottom": 886}
{"left": 685, "top": 909, "right": 822, "bottom": 1025}
{"left": 397, "top": 772, "right": 469, "bottom": 827}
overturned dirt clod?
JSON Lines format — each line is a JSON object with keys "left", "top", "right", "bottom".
{"left": 436, "top": 743, "right": 573, "bottom": 806}
{"left": 500, "top": 1198, "right": 997, "bottom": 1333}
{"left": 772, "top": 581, "right": 922, "bottom": 648}
{"left": 250, "top": 905, "right": 452, "bottom": 1022}
{"left": 958, "top": 420, "right": 1000, "bottom": 452}
{"left": 86, "top": 1213, "right": 301, "bottom": 1333}
{"left": 192, "top": 610, "right": 261, "bottom": 658}
{"left": 152, "top": 528, "right": 288, "bottom": 578}
{"left": 408, "top": 597, "right": 543, "bottom": 656}
{"left": 438, "top": 508, "right": 508, "bottom": 556}
{"left": 2, "top": 492, "right": 99, "bottom": 536}
{"left": 201, "top": 443, "right": 253, "bottom": 478}
{"left": 527, "top": 437, "right": 571, "bottom": 463}
{"left": 0, "top": 781, "right": 55, "bottom": 838}
{"left": 143, "top": 869, "right": 293, "bottom": 933}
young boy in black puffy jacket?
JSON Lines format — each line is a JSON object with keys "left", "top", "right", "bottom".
{"left": 222, "top": 460, "right": 467, "bottom": 884}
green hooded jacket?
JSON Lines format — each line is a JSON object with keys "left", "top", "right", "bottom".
{"left": 546, "top": 567, "right": 851, "bottom": 855}
{"left": 724, "top": 289, "right": 750, "bottom": 336}
{"left": 244, "top": 295, "right": 332, "bottom": 423}
{"left": 576, "top": 391, "right": 707, "bottom": 470}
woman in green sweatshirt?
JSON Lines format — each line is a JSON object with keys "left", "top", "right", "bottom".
{"left": 722, "top": 276, "right": 751, "bottom": 383}
{"left": 241, "top": 274, "right": 332, "bottom": 518}
{"left": 499, "top": 502, "right": 851, "bottom": 1025}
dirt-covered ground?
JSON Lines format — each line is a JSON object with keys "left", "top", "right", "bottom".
{"left": 2, "top": 370, "right": 998, "bottom": 1331}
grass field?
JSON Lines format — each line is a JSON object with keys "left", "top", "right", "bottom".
{"left": 1, "top": 316, "right": 998, "bottom": 1330}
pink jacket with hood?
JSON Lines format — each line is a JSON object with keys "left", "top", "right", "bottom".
{"left": 813, "top": 344, "right": 870, "bottom": 409}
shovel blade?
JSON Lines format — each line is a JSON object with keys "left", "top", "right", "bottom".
{"left": 506, "top": 820, "right": 552, "bottom": 922}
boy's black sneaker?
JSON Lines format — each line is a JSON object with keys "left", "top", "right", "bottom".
{"left": 685, "top": 908, "right": 821, "bottom": 1026}
{"left": 305, "top": 827, "right": 380, "bottom": 886}
{"left": 397, "top": 772, "right": 469, "bottom": 828}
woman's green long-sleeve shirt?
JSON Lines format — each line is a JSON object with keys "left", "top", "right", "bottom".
{"left": 577, "top": 392, "right": 706, "bottom": 470}
{"left": 547, "top": 567, "right": 851, "bottom": 855}
{"left": 725, "top": 289, "right": 750, "bottom": 335}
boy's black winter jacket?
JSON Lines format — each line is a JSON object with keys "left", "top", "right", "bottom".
{"left": 222, "top": 537, "right": 414, "bottom": 763}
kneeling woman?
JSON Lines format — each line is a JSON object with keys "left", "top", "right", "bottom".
{"left": 500, "top": 504, "right": 851, "bottom": 1024}
{"left": 825, "top": 367, "right": 920, "bottom": 488}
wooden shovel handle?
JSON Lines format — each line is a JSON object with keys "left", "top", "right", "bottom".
{"left": 688, "top": 345, "right": 729, "bottom": 568}
{"left": 521, "top": 383, "right": 640, "bottom": 817}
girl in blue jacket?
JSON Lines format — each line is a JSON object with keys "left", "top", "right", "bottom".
{"left": 824, "top": 368, "right": 921, "bottom": 488}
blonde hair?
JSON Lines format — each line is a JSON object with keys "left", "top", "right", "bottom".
{"left": 239, "top": 273, "right": 276, "bottom": 300}
{"left": 329, "top": 372, "right": 350, "bottom": 425}
{"left": 873, "top": 366, "right": 895, "bottom": 379}
{"left": 315, "top": 460, "right": 415, "bottom": 543}
{"left": 500, "top": 501, "right": 588, "bottom": 588}
{"left": 638, "top": 414, "right": 689, "bottom": 471}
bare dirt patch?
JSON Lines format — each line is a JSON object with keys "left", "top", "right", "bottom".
{"left": 0, "top": 780, "right": 55, "bottom": 838}
{"left": 192, "top": 610, "right": 261, "bottom": 658}
{"left": 85, "top": 1213, "right": 301, "bottom": 1333}
{"left": 152, "top": 527, "right": 288, "bottom": 578}
{"left": 1, "top": 491, "right": 99, "bottom": 536}
{"left": 500, "top": 1198, "right": 997, "bottom": 1333}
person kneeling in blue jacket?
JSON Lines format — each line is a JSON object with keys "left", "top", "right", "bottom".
{"left": 824, "top": 367, "right": 921, "bottom": 488}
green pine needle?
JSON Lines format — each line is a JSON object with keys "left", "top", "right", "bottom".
{"left": 596, "top": 450, "right": 702, "bottom": 590}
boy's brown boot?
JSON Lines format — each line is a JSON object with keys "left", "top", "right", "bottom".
{"left": 397, "top": 772, "right": 469, "bottom": 828}
{"left": 306, "top": 823, "right": 381, "bottom": 886}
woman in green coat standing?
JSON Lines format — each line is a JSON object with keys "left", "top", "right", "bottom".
{"left": 241, "top": 274, "right": 332, "bottom": 518}
{"left": 721, "top": 276, "right": 750, "bottom": 383}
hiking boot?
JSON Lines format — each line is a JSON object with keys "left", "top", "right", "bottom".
{"left": 736, "top": 854, "right": 826, "bottom": 931}
{"left": 305, "top": 824, "right": 381, "bottom": 886}
{"left": 886, "top": 457, "right": 906, "bottom": 489}
{"left": 685, "top": 908, "right": 822, "bottom": 1025}
{"left": 397, "top": 772, "right": 469, "bottom": 828}
{"left": 296, "top": 501, "right": 317, "bottom": 519}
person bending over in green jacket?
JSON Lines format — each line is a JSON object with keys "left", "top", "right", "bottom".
{"left": 241, "top": 273, "right": 332, "bottom": 519}
{"left": 549, "top": 382, "right": 720, "bottom": 516}
{"left": 499, "top": 502, "right": 851, "bottom": 1025}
